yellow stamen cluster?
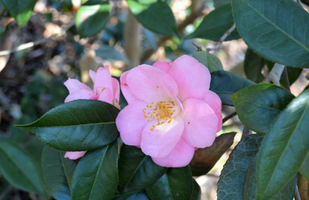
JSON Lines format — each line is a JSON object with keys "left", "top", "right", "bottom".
{"left": 143, "top": 100, "right": 176, "bottom": 131}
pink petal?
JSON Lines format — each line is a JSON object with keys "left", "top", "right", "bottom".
{"left": 116, "top": 100, "right": 148, "bottom": 146}
{"left": 140, "top": 116, "right": 184, "bottom": 158}
{"left": 89, "top": 70, "right": 96, "bottom": 83}
{"left": 64, "top": 78, "right": 92, "bottom": 94}
{"left": 168, "top": 55, "right": 210, "bottom": 102}
{"left": 64, "top": 151, "right": 86, "bottom": 160}
{"left": 93, "top": 67, "right": 113, "bottom": 93}
{"left": 120, "top": 71, "right": 138, "bottom": 104}
{"left": 204, "top": 91, "right": 222, "bottom": 132}
{"left": 112, "top": 77, "right": 120, "bottom": 102}
{"left": 97, "top": 88, "right": 113, "bottom": 104}
{"left": 305, "top": 68, "right": 309, "bottom": 73}
{"left": 64, "top": 89, "right": 95, "bottom": 103}
{"left": 126, "top": 64, "right": 178, "bottom": 103}
{"left": 153, "top": 61, "right": 173, "bottom": 73}
{"left": 182, "top": 98, "right": 219, "bottom": 148}
{"left": 152, "top": 138, "right": 195, "bottom": 167}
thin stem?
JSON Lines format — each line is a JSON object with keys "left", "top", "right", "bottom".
{"left": 284, "top": 66, "right": 291, "bottom": 92}
{"left": 222, "top": 111, "right": 237, "bottom": 124}
{"left": 0, "top": 21, "right": 75, "bottom": 56}
{"left": 206, "top": 23, "right": 236, "bottom": 52}
{"left": 192, "top": 42, "right": 202, "bottom": 51}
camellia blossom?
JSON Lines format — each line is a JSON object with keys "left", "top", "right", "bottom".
{"left": 63, "top": 66, "right": 120, "bottom": 160}
{"left": 116, "top": 55, "right": 222, "bottom": 167}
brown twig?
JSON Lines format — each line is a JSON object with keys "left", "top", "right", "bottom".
{"left": 206, "top": 23, "right": 236, "bottom": 52}
{"left": 222, "top": 111, "right": 237, "bottom": 124}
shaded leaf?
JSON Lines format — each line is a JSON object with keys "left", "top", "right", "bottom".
{"left": 15, "top": 100, "right": 119, "bottom": 151}
{"left": 0, "top": 140, "right": 45, "bottom": 195}
{"left": 217, "top": 134, "right": 264, "bottom": 200}
{"left": 119, "top": 145, "right": 167, "bottom": 193}
{"left": 256, "top": 89, "right": 309, "bottom": 199}
{"left": 210, "top": 70, "right": 255, "bottom": 106}
{"left": 244, "top": 156, "right": 297, "bottom": 200}
{"left": 190, "top": 178, "right": 202, "bottom": 200}
{"left": 232, "top": 0, "right": 309, "bottom": 68}
{"left": 244, "top": 48, "right": 265, "bottom": 83}
{"left": 185, "top": 4, "right": 240, "bottom": 41}
{"left": 0, "top": 0, "right": 37, "bottom": 27}
{"left": 75, "top": 4, "right": 110, "bottom": 37}
{"left": 192, "top": 51, "right": 223, "bottom": 73}
{"left": 42, "top": 145, "right": 77, "bottom": 200}
{"left": 190, "top": 132, "right": 236, "bottom": 176}
{"left": 127, "top": 0, "right": 178, "bottom": 37}
{"left": 146, "top": 166, "right": 193, "bottom": 200}
{"left": 113, "top": 190, "right": 149, "bottom": 200}
{"left": 231, "top": 84, "right": 295, "bottom": 134}
{"left": 72, "top": 141, "right": 118, "bottom": 200}
{"left": 25, "top": 136, "right": 45, "bottom": 165}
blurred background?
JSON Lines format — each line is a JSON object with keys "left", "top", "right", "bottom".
{"left": 0, "top": 0, "right": 308, "bottom": 199}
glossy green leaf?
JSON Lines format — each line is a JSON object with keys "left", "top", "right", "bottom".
{"left": 232, "top": 0, "right": 309, "bottom": 68}
{"left": 210, "top": 70, "right": 255, "bottom": 106}
{"left": 119, "top": 145, "right": 167, "bottom": 193}
{"left": 42, "top": 145, "right": 77, "bottom": 200}
{"left": 0, "top": 0, "right": 37, "bottom": 27}
{"left": 256, "top": 89, "right": 309, "bottom": 200}
{"left": 25, "top": 136, "right": 45, "bottom": 166}
{"left": 190, "top": 179, "right": 201, "bottom": 200}
{"left": 146, "top": 166, "right": 193, "bottom": 200}
{"left": 185, "top": 4, "right": 240, "bottom": 41}
{"left": 192, "top": 51, "right": 223, "bottom": 73}
{"left": 244, "top": 156, "right": 297, "bottom": 200}
{"left": 0, "top": 140, "right": 45, "bottom": 195}
{"left": 300, "top": 155, "right": 309, "bottom": 182}
{"left": 72, "top": 141, "right": 118, "bottom": 200}
{"left": 244, "top": 48, "right": 265, "bottom": 83}
{"left": 127, "top": 0, "right": 178, "bottom": 37}
{"left": 75, "top": 4, "right": 111, "bottom": 37}
{"left": 217, "top": 134, "right": 264, "bottom": 200}
{"left": 231, "top": 84, "right": 295, "bottom": 134}
{"left": 113, "top": 190, "right": 149, "bottom": 200}
{"left": 190, "top": 132, "right": 236, "bottom": 176}
{"left": 213, "top": 0, "right": 230, "bottom": 8}
{"left": 15, "top": 100, "right": 119, "bottom": 151}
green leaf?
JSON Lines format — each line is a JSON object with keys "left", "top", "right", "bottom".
{"left": 75, "top": 4, "right": 111, "bottom": 38}
{"left": 146, "top": 166, "right": 193, "bottom": 200}
{"left": 127, "top": 0, "right": 178, "bottom": 37}
{"left": 113, "top": 190, "right": 149, "bottom": 200}
{"left": 25, "top": 136, "right": 45, "bottom": 166}
{"left": 190, "top": 179, "right": 201, "bottom": 200}
{"left": 280, "top": 67, "right": 303, "bottom": 89}
{"left": 42, "top": 145, "right": 77, "bottom": 200}
{"left": 213, "top": 0, "right": 230, "bottom": 8}
{"left": 244, "top": 48, "right": 265, "bottom": 83}
{"left": 119, "top": 145, "right": 167, "bottom": 193}
{"left": 15, "top": 100, "right": 119, "bottom": 151}
{"left": 231, "top": 84, "right": 295, "bottom": 134}
{"left": 232, "top": 0, "right": 309, "bottom": 68}
{"left": 256, "top": 89, "right": 309, "bottom": 200}
{"left": 185, "top": 4, "right": 240, "bottom": 41}
{"left": 210, "top": 70, "right": 255, "bottom": 106}
{"left": 192, "top": 51, "right": 223, "bottom": 73}
{"left": 300, "top": 155, "right": 309, "bottom": 182}
{"left": 244, "top": 156, "right": 297, "bottom": 200}
{"left": 0, "top": 0, "right": 37, "bottom": 27}
{"left": 190, "top": 132, "right": 236, "bottom": 176}
{"left": 0, "top": 140, "right": 45, "bottom": 195}
{"left": 217, "top": 134, "right": 264, "bottom": 200}
{"left": 72, "top": 141, "right": 118, "bottom": 200}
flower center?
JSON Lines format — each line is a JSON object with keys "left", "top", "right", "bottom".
{"left": 143, "top": 99, "right": 180, "bottom": 131}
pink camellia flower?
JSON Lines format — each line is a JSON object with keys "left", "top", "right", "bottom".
{"left": 116, "top": 55, "right": 222, "bottom": 167}
{"left": 63, "top": 66, "right": 120, "bottom": 160}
